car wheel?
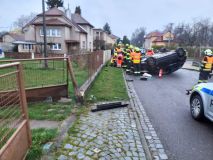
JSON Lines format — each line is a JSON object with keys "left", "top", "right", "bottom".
{"left": 190, "top": 95, "right": 204, "bottom": 120}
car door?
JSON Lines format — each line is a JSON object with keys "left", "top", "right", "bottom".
{"left": 206, "top": 90, "right": 213, "bottom": 118}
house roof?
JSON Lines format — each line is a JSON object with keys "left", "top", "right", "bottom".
{"left": 71, "top": 13, "right": 94, "bottom": 28}
{"left": 12, "top": 40, "right": 36, "bottom": 45}
{"left": 145, "top": 31, "right": 162, "bottom": 39}
{"left": 24, "top": 7, "right": 89, "bottom": 34}
{"left": 152, "top": 36, "right": 162, "bottom": 42}
{"left": 93, "top": 28, "right": 104, "bottom": 31}
{"left": 37, "top": 7, "right": 64, "bottom": 16}
{"left": 69, "top": 19, "right": 87, "bottom": 34}
{"left": 4, "top": 33, "right": 25, "bottom": 41}
{"left": 109, "top": 34, "right": 119, "bottom": 39}
{"left": 32, "top": 18, "right": 72, "bottom": 27}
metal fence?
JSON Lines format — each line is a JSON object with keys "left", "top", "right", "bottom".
{"left": 185, "top": 47, "right": 213, "bottom": 60}
{"left": 0, "top": 51, "right": 112, "bottom": 102}
{"left": 70, "top": 50, "right": 111, "bottom": 86}
{"left": 0, "top": 62, "right": 31, "bottom": 160}
{"left": 0, "top": 57, "right": 68, "bottom": 89}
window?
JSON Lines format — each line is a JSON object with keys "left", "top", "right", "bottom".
{"left": 50, "top": 43, "right": 62, "bottom": 50}
{"left": 23, "top": 44, "right": 33, "bottom": 50}
{"left": 40, "top": 28, "right": 61, "bottom": 37}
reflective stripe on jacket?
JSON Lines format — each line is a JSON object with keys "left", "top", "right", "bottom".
{"left": 132, "top": 52, "right": 141, "bottom": 64}
{"left": 201, "top": 56, "right": 213, "bottom": 71}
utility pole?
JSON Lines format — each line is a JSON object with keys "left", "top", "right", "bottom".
{"left": 168, "top": 23, "right": 174, "bottom": 48}
{"left": 42, "top": 0, "right": 47, "bottom": 57}
{"left": 42, "top": 0, "right": 48, "bottom": 67}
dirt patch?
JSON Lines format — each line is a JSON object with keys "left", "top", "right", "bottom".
{"left": 30, "top": 120, "right": 60, "bottom": 129}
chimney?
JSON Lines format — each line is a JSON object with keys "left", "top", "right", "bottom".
{"left": 65, "top": 3, "right": 72, "bottom": 19}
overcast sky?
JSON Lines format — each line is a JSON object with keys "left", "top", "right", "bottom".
{"left": 0, "top": 0, "right": 213, "bottom": 38}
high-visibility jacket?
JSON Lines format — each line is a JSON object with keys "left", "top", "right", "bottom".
{"left": 146, "top": 50, "right": 154, "bottom": 56}
{"left": 116, "top": 48, "right": 122, "bottom": 53}
{"left": 126, "top": 52, "right": 131, "bottom": 60}
{"left": 130, "top": 52, "right": 135, "bottom": 61}
{"left": 201, "top": 56, "right": 213, "bottom": 71}
{"left": 132, "top": 52, "right": 141, "bottom": 64}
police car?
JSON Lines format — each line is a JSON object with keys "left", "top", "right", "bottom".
{"left": 190, "top": 83, "right": 213, "bottom": 121}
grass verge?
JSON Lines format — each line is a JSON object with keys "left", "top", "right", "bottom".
{"left": 86, "top": 66, "right": 129, "bottom": 102}
{"left": 26, "top": 128, "right": 58, "bottom": 160}
{"left": 28, "top": 102, "right": 73, "bottom": 121}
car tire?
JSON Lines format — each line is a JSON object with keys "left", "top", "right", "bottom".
{"left": 176, "top": 48, "right": 185, "bottom": 57}
{"left": 146, "top": 57, "right": 157, "bottom": 73}
{"left": 190, "top": 95, "right": 204, "bottom": 120}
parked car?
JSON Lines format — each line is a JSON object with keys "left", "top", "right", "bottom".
{"left": 190, "top": 83, "right": 213, "bottom": 121}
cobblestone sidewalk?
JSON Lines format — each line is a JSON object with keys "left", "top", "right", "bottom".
{"left": 57, "top": 107, "right": 147, "bottom": 160}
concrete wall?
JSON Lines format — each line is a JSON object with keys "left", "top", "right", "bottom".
{"left": 103, "top": 50, "right": 112, "bottom": 64}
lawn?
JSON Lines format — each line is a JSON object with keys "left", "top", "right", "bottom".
{"left": 28, "top": 102, "right": 74, "bottom": 121}
{"left": 25, "top": 128, "right": 58, "bottom": 160}
{"left": 0, "top": 60, "right": 88, "bottom": 92}
{"left": 86, "top": 66, "right": 129, "bottom": 102}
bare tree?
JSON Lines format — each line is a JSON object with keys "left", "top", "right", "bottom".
{"left": 131, "top": 27, "right": 146, "bottom": 47}
{"left": 13, "top": 12, "right": 37, "bottom": 29}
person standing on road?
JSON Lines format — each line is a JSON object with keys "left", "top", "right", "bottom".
{"left": 198, "top": 49, "right": 213, "bottom": 83}
{"left": 125, "top": 48, "right": 131, "bottom": 72}
{"left": 186, "top": 49, "right": 213, "bottom": 95}
{"left": 132, "top": 47, "right": 141, "bottom": 75}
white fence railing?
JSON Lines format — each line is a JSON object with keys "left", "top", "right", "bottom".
{"left": 103, "top": 50, "right": 112, "bottom": 64}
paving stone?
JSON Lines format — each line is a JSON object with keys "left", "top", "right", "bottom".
{"left": 77, "top": 153, "right": 85, "bottom": 159}
{"left": 124, "top": 157, "right": 132, "bottom": 160}
{"left": 159, "top": 153, "right": 168, "bottom": 159}
{"left": 58, "top": 155, "right": 68, "bottom": 160}
{"left": 64, "top": 144, "right": 73, "bottom": 150}
{"left": 86, "top": 150, "right": 94, "bottom": 156}
{"left": 156, "top": 144, "right": 163, "bottom": 149}
{"left": 68, "top": 151, "right": 77, "bottom": 156}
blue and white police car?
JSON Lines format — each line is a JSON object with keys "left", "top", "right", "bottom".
{"left": 190, "top": 83, "right": 213, "bottom": 121}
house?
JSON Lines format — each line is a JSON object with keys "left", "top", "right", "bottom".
{"left": 71, "top": 13, "right": 94, "bottom": 52}
{"left": 93, "top": 28, "right": 118, "bottom": 50}
{"left": 21, "top": 7, "right": 94, "bottom": 54}
{"left": 1, "top": 32, "right": 28, "bottom": 52}
{"left": 144, "top": 31, "right": 175, "bottom": 49}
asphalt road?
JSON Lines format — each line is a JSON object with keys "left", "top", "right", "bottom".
{"left": 128, "top": 69, "right": 213, "bottom": 160}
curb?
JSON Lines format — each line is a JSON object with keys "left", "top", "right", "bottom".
{"left": 123, "top": 72, "right": 169, "bottom": 160}
{"left": 182, "top": 67, "right": 199, "bottom": 72}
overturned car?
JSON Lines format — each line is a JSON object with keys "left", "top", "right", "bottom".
{"left": 141, "top": 48, "right": 187, "bottom": 74}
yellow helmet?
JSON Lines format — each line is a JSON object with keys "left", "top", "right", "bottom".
{"left": 204, "top": 49, "right": 212, "bottom": 56}
{"left": 135, "top": 47, "right": 140, "bottom": 52}
{"left": 129, "top": 45, "right": 133, "bottom": 49}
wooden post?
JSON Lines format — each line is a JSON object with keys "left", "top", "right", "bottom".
{"left": 16, "top": 63, "right": 32, "bottom": 146}
{"left": 67, "top": 57, "right": 83, "bottom": 103}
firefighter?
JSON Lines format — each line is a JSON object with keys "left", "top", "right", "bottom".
{"left": 146, "top": 48, "right": 154, "bottom": 56}
{"left": 186, "top": 49, "right": 213, "bottom": 95}
{"left": 117, "top": 52, "right": 123, "bottom": 67}
{"left": 116, "top": 44, "right": 122, "bottom": 53}
{"left": 198, "top": 49, "right": 213, "bottom": 83}
{"left": 132, "top": 47, "right": 141, "bottom": 75}
{"left": 125, "top": 48, "right": 131, "bottom": 72}
{"left": 122, "top": 44, "right": 129, "bottom": 68}
{"left": 129, "top": 45, "right": 135, "bottom": 72}
{"left": 110, "top": 53, "right": 117, "bottom": 67}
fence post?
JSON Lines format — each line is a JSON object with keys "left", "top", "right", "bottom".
{"left": 67, "top": 57, "right": 83, "bottom": 103}
{"left": 16, "top": 63, "right": 32, "bottom": 146}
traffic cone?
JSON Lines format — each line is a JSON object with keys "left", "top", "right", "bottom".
{"left": 159, "top": 69, "right": 163, "bottom": 78}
